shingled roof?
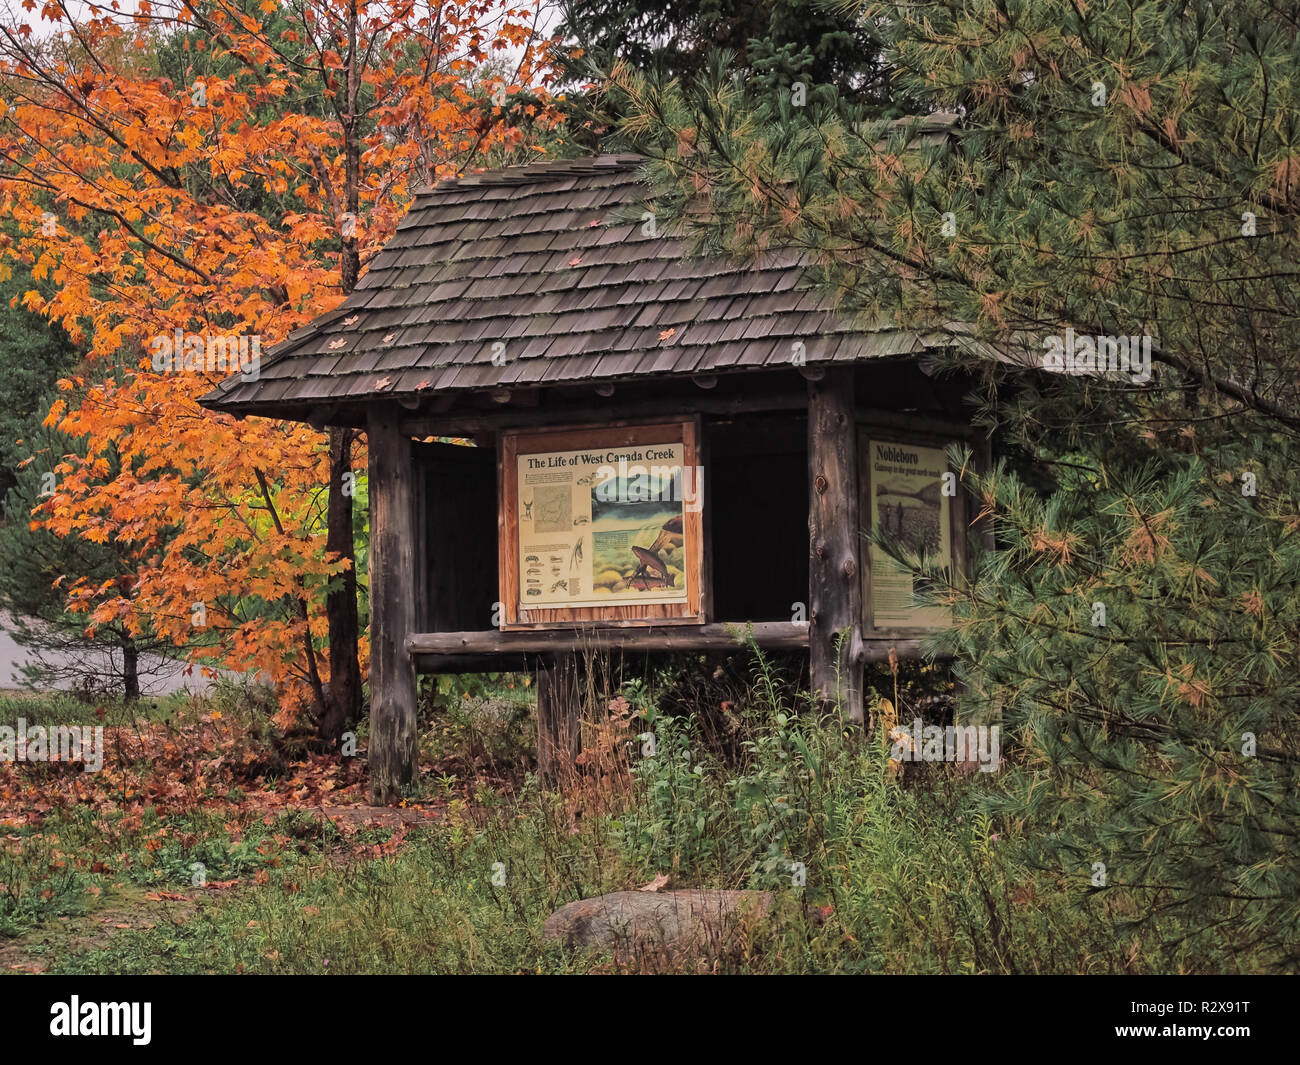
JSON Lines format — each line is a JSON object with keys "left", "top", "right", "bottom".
{"left": 200, "top": 149, "right": 958, "bottom": 417}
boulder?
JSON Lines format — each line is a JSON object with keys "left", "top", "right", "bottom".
{"left": 543, "top": 889, "right": 773, "bottom": 967}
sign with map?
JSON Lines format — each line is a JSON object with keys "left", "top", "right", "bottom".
{"left": 866, "top": 439, "right": 952, "bottom": 629}
{"left": 499, "top": 421, "right": 703, "bottom": 627}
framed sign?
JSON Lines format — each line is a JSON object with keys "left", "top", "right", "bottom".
{"left": 862, "top": 435, "right": 957, "bottom": 631}
{"left": 499, "top": 419, "right": 704, "bottom": 628}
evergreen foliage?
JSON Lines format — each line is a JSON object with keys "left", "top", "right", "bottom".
{"left": 612, "top": 0, "right": 1300, "bottom": 964}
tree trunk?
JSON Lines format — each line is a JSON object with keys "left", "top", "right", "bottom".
{"left": 321, "top": 10, "right": 363, "bottom": 747}
{"left": 322, "top": 426, "right": 361, "bottom": 746}
{"left": 122, "top": 640, "right": 140, "bottom": 704}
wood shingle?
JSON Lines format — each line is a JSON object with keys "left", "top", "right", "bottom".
{"left": 200, "top": 153, "right": 954, "bottom": 417}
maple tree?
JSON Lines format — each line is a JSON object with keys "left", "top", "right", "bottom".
{"left": 0, "top": 0, "right": 561, "bottom": 760}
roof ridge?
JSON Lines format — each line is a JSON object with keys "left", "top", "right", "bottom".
{"left": 418, "top": 154, "right": 645, "bottom": 196}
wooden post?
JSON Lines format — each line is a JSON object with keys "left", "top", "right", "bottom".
{"left": 367, "top": 405, "right": 420, "bottom": 803}
{"left": 536, "top": 653, "right": 582, "bottom": 783}
{"left": 808, "top": 368, "right": 865, "bottom": 724}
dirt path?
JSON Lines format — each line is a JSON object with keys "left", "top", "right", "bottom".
{"left": 0, "top": 804, "right": 443, "bottom": 973}
{"left": 0, "top": 885, "right": 197, "bottom": 974}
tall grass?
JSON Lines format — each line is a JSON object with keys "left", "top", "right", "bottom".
{"left": 9, "top": 652, "right": 1275, "bottom": 973}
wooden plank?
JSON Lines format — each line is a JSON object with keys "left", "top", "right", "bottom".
{"left": 407, "top": 620, "right": 809, "bottom": 656}
{"left": 367, "top": 405, "right": 420, "bottom": 803}
{"left": 397, "top": 388, "right": 808, "bottom": 437}
{"left": 536, "top": 653, "right": 582, "bottom": 782}
{"left": 698, "top": 418, "right": 713, "bottom": 624}
{"left": 497, "top": 429, "right": 519, "bottom": 629}
{"left": 410, "top": 636, "right": 939, "bottom": 674}
{"left": 807, "top": 368, "right": 865, "bottom": 724}
{"left": 855, "top": 407, "right": 983, "bottom": 439}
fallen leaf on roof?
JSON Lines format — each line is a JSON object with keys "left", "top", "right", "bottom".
{"left": 588, "top": 219, "right": 601, "bottom": 227}
{"left": 374, "top": 377, "right": 391, "bottom": 389}
{"left": 328, "top": 338, "right": 347, "bottom": 350}
{"left": 416, "top": 379, "right": 432, "bottom": 389}
{"left": 658, "top": 327, "right": 676, "bottom": 341}
{"left": 342, "top": 314, "right": 359, "bottom": 326}
{"left": 569, "top": 256, "right": 582, "bottom": 267}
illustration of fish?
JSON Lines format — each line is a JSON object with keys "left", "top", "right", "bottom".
{"left": 645, "top": 514, "right": 684, "bottom": 556}
{"left": 631, "top": 544, "right": 668, "bottom": 578}
{"left": 628, "top": 545, "right": 671, "bottom": 589}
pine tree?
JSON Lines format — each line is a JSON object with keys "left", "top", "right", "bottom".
{"left": 0, "top": 269, "right": 79, "bottom": 502}
{"left": 558, "top": 0, "right": 889, "bottom": 100}
{"left": 613, "top": 0, "right": 1300, "bottom": 966}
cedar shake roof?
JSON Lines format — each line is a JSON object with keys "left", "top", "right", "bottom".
{"left": 200, "top": 139, "right": 963, "bottom": 417}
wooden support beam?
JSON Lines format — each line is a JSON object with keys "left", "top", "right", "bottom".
{"left": 406, "top": 621, "right": 809, "bottom": 656}
{"left": 409, "top": 635, "right": 940, "bottom": 674}
{"left": 367, "top": 405, "right": 420, "bottom": 803}
{"left": 397, "top": 390, "right": 807, "bottom": 436}
{"left": 536, "top": 653, "right": 582, "bottom": 783}
{"left": 808, "top": 368, "right": 865, "bottom": 724}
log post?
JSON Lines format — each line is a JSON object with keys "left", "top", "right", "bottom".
{"left": 536, "top": 653, "right": 582, "bottom": 783}
{"left": 367, "top": 405, "right": 420, "bottom": 803}
{"left": 808, "top": 367, "right": 865, "bottom": 724}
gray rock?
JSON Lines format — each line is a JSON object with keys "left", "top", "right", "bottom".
{"left": 543, "top": 889, "right": 774, "bottom": 966}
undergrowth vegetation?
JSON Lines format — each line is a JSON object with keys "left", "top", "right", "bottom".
{"left": 0, "top": 650, "right": 1285, "bottom": 973}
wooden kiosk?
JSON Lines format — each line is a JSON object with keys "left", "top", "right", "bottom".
{"left": 201, "top": 154, "right": 989, "bottom": 800}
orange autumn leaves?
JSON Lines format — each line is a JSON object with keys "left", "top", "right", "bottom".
{"left": 0, "top": 1, "right": 561, "bottom": 717}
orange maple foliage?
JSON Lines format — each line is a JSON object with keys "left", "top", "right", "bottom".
{"left": 0, "top": 1, "right": 561, "bottom": 722}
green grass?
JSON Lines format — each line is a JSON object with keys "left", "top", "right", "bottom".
{"left": 0, "top": 689, "right": 195, "bottom": 728}
{"left": 1, "top": 661, "right": 1282, "bottom": 973}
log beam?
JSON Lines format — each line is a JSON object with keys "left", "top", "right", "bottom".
{"left": 808, "top": 368, "right": 865, "bottom": 724}
{"left": 406, "top": 621, "right": 810, "bottom": 657}
{"left": 367, "top": 405, "right": 420, "bottom": 803}
{"left": 409, "top": 636, "right": 939, "bottom": 674}
{"left": 536, "top": 653, "right": 582, "bottom": 783}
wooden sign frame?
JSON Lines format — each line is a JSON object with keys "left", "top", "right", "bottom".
{"left": 499, "top": 418, "right": 705, "bottom": 629}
